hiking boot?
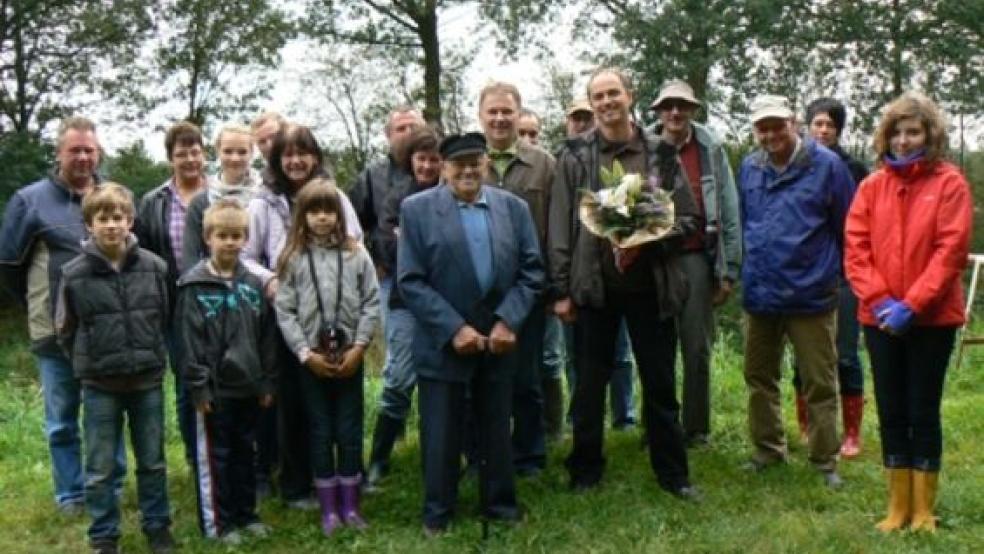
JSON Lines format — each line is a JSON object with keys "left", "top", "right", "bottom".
{"left": 145, "top": 527, "right": 176, "bottom": 554}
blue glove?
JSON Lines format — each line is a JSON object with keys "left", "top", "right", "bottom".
{"left": 872, "top": 298, "right": 897, "bottom": 324}
{"left": 881, "top": 302, "right": 914, "bottom": 335}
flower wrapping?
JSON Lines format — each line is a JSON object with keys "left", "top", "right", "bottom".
{"left": 578, "top": 160, "right": 675, "bottom": 249}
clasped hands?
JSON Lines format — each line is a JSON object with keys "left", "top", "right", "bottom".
{"left": 452, "top": 321, "right": 516, "bottom": 355}
{"left": 305, "top": 344, "right": 365, "bottom": 379}
{"left": 872, "top": 298, "right": 914, "bottom": 335}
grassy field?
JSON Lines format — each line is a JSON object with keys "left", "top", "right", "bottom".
{"left": 0, "top": 309, "right": 981, "bottom": 554}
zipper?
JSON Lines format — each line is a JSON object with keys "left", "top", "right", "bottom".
{"left": 118, "top": 270, "right": 135, "bottom": 371}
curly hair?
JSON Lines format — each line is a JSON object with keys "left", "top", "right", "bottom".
{"left": 873, "top": 92, "right": 949, "bottom": 164}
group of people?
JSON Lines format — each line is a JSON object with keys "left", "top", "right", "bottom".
{"left": 0, "top": 64, "right": 973, "bottom": 552}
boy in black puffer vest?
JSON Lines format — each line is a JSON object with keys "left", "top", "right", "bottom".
{"left": 55, "top": 183, "right": 174, "bottom": 554}
{"left": 176, "top": 198, "right": 278, "bottom": 545}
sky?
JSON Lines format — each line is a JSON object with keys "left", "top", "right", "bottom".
{"left": 99, "top": 3, "right": 591, "bottom": 162}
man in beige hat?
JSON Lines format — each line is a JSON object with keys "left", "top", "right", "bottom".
{"left": 737, "top": 94, "right": 856, "bottom": 488}
{"left": 564, "top": 99, "right": 594, "bottom": 138}
{"left": 649, "top": 80, "right": 741, "bottom": 448}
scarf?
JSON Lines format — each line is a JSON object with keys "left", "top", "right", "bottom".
{"left": 884, "top": 148, "right": 927, "bottom": 178}
{"left": 207, "top": 170, "right": 261, "bottom": 206}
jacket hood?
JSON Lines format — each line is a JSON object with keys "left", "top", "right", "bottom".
{"left": 80, "top": 234, "right": 140, "bottom": 271}
{"left": 177, "top": 258, "right": 252, "bottom": 288}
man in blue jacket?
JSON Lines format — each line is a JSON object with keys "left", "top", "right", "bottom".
{"left": 737, "top": 95, "right": 855, "bottom": 487}
{"left": 0, "top": 117, "right": 123, "bottom": 513}
{"left": 397, "top": 132, "right": 544, "bottom": 534}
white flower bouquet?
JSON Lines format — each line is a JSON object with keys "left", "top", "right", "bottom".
{"left": 578, "top": 160, "right": 675, "bottom": 249}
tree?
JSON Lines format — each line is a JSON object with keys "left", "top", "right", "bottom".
{"left": 296, "top": 45, "right": 406, "bottom": 180}
{"left": 304, "top": 1, "right": 561, "bottom": 127}
{"left": 0, "top": 0, "right": 152, "bottom": 133}
{"left": 0, "top": 131, "right": 51, "bottom": 213}
{"left": 142, "top": 0, "right": 295, "bottom": 128}
{"left": 103, "top": 141, "right": 172, "bottom": 199}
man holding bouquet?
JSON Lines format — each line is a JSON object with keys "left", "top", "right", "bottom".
{"left": 548, "top": 67, "right": 700, "bottom": 498}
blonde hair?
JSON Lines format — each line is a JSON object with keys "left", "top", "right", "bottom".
{"left": 478, "top": 81, "right": 523, "bottom": 109}
{"left": 250, "top": 111, "right": 286, "bottom": 131}
{"left": 82, "top": 182, "right": 134, "bottom": 224}
{"left": 203, "top": 198, "right": 250, "bottom": 238}
{"left": 214, "top": 124, "right": 254, "bottom": 150}
{"left": 873, "top": 91, "right": 949, "bottom": 164}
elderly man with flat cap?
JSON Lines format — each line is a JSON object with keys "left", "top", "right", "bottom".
{"left": 738, "top": 94, "right": 855, "bottom": 488}
{"left": 649, "top": 80, "right": 742, "bottom": 447}
{"left": 397, "top": 132, "right": 544, "bottom": 534}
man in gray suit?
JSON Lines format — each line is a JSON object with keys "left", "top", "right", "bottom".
{"left": 397, "top": 133, "right": 544, "bottom": 534}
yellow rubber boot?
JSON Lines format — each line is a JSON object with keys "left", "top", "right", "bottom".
{"left": 875, "top": 468, "right": 911, "bottom": 532}
{"left": 910, "top": 470, "right": 939, "bottom": 532}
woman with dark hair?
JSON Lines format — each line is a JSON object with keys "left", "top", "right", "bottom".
{"left": 791, "top": 97, "right": 870, "bottom": 458}
{"left": 845, "top": 92, "right": 972, "bottom": 533}
{"left": 365, "top": 126, "right": 443, "bottom": 488}
{"left": 242, "top": 123, "right": 363, "bottom": 509}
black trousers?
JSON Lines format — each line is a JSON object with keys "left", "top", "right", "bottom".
{"left": 193, "top": 397, "right": 259, "bottom": 538}
{"left": 419, "top": 367, "right": 516, "bottom": 529}
{"left": 277, "top": 351, "right": 312, "bottom": 501}
{"left": 511, "top": 301, "right": 547, "bottom": 472}
{"left": 864, "top": 325, "right": 955, "bottom": 471}
{"left": 566, "top": 290, "right": 690, "bottom": 492}
{"left": 299, "top": 366, "right": 364, "bottom": 478}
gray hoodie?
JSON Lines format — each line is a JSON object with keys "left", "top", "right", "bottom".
{"left": 275, "top": 242, "right": 380, "bottom": 362}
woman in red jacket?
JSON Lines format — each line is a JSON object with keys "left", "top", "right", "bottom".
{"left": 845, "top": 92, "right": 972, "bottom": 533}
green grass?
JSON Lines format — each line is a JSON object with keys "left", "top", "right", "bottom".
{"left": 0, "top": 309, "right": 981, "bottom": 553}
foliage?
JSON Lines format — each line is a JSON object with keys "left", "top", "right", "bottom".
{"left": 0, "top": 131, "right": 51, "bottom": 214}
{"left": 137, "top": 0, "right": 295, "bottom": 129}
{"left": 102, "top": 141, "right": 172, "bottom": 200}
{"left": 0, "top": 0, "right": 153, "bottom": 133}
{"left": 297, "top": 45, "right": 406, "bottom": 178}
{"left": 592, "top": 0, "right": 982, "bottom": 145}
{"left": 303, "top": 1, "right": 562, "bottom": 128}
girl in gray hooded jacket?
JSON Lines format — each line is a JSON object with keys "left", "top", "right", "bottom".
{"left": 274, "top": 179, "right": 380, "bottom": 536}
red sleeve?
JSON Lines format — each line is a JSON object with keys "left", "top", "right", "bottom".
{"left": 903, "top": 172, "right": 973, "bottom": 313}
{"left": 844, "top": 175, "right": 892, "bottom": 308}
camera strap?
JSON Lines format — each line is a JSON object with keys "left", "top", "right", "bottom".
{"left": 306, "top": 246, "right": 343, "bottom": 329}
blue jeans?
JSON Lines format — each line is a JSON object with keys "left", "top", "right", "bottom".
{"left": 378, "top": 307, "right": 418, "bottom": 421}
{"left": 37, "top": 353, "right": 84, "bottom": 506}
{"left": 38, "top": 354, "right": 126, "bottom": 507}
{"left": 83, "top": 385, "right": 170, "bottom": 542}
{"left": 564, "top": 319, "right": 636, "bottom": 425}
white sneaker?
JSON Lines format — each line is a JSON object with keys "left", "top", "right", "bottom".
{"left": 287, "top": 498, "right": 319, "bottom": 511}
{"left": 219, "top": 530, "right": 244, "bottom": 545}
{"left": 243, "top": 522, "right": 272, "bottom": 538}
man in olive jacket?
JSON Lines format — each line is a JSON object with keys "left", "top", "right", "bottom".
{"left": 549, "top": 68, "right": 699, "bottom": 498}
{"left": 478, "top": 81, "right": 556, "bottom": 475}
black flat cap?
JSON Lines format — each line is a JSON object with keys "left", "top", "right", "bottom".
{"left": 439, "top": 132, "right": 487, "bottom": 160}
